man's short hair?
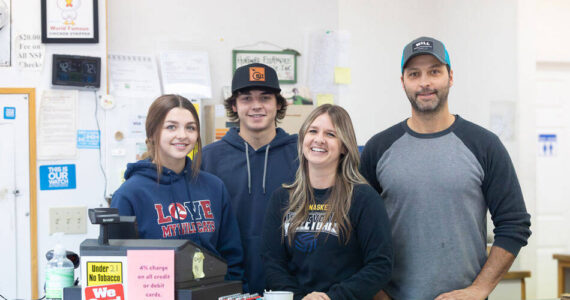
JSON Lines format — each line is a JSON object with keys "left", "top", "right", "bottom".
{"left": 224, "top": 87, "right": 288, "bottom": 124}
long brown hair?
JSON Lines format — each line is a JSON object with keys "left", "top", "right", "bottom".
{"left": 141, "top": 94, "right": 202, "bottom": 178}
{"left": 283, "top": 104, "right": 366, "bottom": 245}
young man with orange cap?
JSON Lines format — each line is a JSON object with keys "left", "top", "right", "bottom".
{"left": 201, "top": 63, "right": 298, "bottom": 294}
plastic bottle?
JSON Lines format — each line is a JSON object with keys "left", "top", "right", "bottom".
{"left": 45, "top": 244, "right": 74, "bottom": 300}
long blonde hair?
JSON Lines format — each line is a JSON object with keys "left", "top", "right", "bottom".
{"left": 141, "top": 94, "right": 202, "bottom": 178}
{"left": 283, "top": 104, "right": 366, "bottom": 245}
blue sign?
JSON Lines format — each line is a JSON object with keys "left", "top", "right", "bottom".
{"left": 40, "top": 164, "right": 77, "bottom": 190}
{"left": 538, "top": 134, "right": 557, "bottom": 157}
{"left": 3, "top": 107, "right": 15, "bottom": 119}
{"left": 77, "top": 130, "right": 100, "bottom": 149}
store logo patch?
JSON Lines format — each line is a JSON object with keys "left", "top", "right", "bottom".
{"left": 412, "top": 40, "right": 433, "bottom": 52}
{"left": 249, "top": 67, "right": 265, "bottom": 81}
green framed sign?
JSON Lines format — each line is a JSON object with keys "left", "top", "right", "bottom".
{"left": 232, "top": 50, "right": 297, "bottom": 84}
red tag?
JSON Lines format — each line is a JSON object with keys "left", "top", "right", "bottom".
{"left": 85, "top": 283, "right": 125, "bottom": 300}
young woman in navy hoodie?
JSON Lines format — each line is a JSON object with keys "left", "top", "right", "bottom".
{"left": 111, "top": 94, "right": 244, "bottom": 282}
{"left": 261, "top": 104, "right": 393, "bottom": 300}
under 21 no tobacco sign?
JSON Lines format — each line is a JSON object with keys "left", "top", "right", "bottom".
{"left": 40, "top": 164, "right": 77, "bottom": 190}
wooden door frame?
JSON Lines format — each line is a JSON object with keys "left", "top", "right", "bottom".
{"left": 0, "top": 88, "right": 37, "bottom": 298}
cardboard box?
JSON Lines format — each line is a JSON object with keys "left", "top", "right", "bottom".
{"left": 279, "top": 104, "right": 315, "bottom": 136}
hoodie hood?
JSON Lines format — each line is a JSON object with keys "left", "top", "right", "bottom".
{"left": 124, "top": 157, "right": 193, "bottom": 184}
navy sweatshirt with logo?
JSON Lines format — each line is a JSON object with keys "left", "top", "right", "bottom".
{"left": 201, "top": 127, "right": 298, "bottom": 294}
{"left": 110, "top": 157, "right": 244, "bottom": 281}
{"left": 261, "top": 185, "right": 393, "bottom": 300}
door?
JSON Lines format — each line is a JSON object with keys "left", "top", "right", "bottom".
{"left": 0, "top": 122, "right": 17, "bottom": 298}
{"left": 0, "top": 89, "right": 37, "bottom": 299}
{"left": 534, "top": 64, "right": 570, "bottom": 298}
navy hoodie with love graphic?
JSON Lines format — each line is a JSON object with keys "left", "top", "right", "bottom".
{"left": 201, "top": 127, "right": 298, "bottom": 294}
{"left": 110, "top": 157, "right": 244, "bottom": 281}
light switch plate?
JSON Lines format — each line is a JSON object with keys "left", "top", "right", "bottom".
{"left": 49, "top": 206, "right": 87, "bottom": 234}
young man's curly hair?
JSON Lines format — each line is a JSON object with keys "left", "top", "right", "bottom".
{"left": 224, "top": 87, "right": 288, "bottom": 125}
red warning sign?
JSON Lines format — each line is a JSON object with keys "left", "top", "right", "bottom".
{"left": 84, "top": 283, "right": 125, "bottom": 300}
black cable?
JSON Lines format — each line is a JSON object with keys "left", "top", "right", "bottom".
{"left": 94, "top": 91, "right": 108, "bottom": 203}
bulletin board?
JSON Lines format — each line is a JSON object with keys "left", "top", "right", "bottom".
{"left": 0, "top": 88, "right": 38, "bottom": 298}
{"left": 232, "top": 50, "right": 297, "bottom": 84}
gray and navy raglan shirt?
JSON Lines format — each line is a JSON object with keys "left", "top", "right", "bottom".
{"left": 359, "top": 115, "right": 531, "bottom": 300}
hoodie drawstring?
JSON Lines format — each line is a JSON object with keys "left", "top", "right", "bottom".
{"left": 244, "top": 142, "right": 271, "bottom": 194}
{"left": 262, "top": 144, "right": 270, "bottom": 194}
{"left": 245, "top": 142, "right": 252, "bottom": 194}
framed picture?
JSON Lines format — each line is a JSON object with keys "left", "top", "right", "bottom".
{"left": 233, "top": 50, "right": 297, "bottom": 84}
{"left": 41, "top": 0, "right": 98, "bottom": 43}
{"left": 0, "top": 0, "right": 11, "bottom": 66}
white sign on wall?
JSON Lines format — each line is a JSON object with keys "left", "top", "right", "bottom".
{"left": 538, "top": 133, "right": 557, "bottom": 157}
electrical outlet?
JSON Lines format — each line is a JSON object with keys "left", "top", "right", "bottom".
{"left": 50, "top": 206, "right": 87, "bottom": 234}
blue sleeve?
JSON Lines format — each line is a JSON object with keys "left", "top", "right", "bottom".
{"left": 216, "top": 184, "right": 246, "bottom": 284}
{"left": 110, "top": 191, "right": 134, "bottom": 216}
{"left": 326, "top": 186, "right": 393, "bottom": 299}
{"left": 261, "top": 189, "right": 303, "bottom": 296}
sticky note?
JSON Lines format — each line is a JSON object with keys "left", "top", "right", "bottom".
{"left": 193, "top": 102, "right": 200, "bottom": 115}
{"left": 4, "top": 107, "right": 16, "bottom": 119}
{"left": 334, "top": 67, "right": 351, "bottom": 84}
{"left": 316, "top": 94, "right": 334, "bottom": 106}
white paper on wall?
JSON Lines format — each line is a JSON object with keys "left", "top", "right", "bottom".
{"left": 159, "top": 51, "right": 212, "bottom": 99}
{"left": 38, "top": 89, "right": 78, "bottom": 160}
{"left": 108, "top": 54, "right": 162, "bottom": 99}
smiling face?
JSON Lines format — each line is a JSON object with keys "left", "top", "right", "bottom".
{"left": 156, "top": 107, "right": 198, "bottom": 173}
{"left": 302, "top": 113, "right": 345, "bottom": 172}
{"left": 232, "top": 89, "right": 281, "bottom": 135}
{"left": 401, "top": 54, "right": 453, "bottom": 114}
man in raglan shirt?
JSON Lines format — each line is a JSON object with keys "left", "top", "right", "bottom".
{"left": 360, "top": 37, "right": 531, "bottom": 300}
{"left": 201, "top": 63, "right": 298, "bottom": 294}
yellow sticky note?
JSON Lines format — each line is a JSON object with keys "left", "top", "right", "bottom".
{"left": 193, "top": 102, "right": 200, "bottom": 115}
{"left": 334, "top": 67, "right": 351, "bottom": 84}
{"left": 316, "top": 94, "right": 334, "bottom": 106}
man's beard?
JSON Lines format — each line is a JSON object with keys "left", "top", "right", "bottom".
{"left": 406, "top": 85, "right": 450, "bottom": 114}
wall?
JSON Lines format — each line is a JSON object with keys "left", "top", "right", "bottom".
{"left": 0, "top": 0, "right": 107, "bottom": 298}
{"left": 516, "top": 0, "right": 538, "bottom": 297}
{"left": 107, "top": 0, "right": 339, "bottom": 105}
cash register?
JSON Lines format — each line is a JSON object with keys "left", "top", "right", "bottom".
{"left": 63, "top": 208, "right": 242, "bottom": 299}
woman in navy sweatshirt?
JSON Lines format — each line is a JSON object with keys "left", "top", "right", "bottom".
{"left": 261, "top": 104, "right": 393, "bottom": 300}
{"left": 111, "top": 94, "right": 244, "bottom": 282}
